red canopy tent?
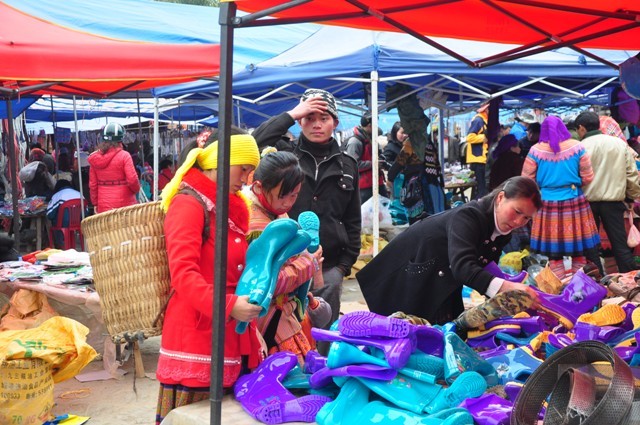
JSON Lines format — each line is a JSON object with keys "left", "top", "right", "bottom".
{"left": 233, "top": 0, "right": 639, "bottom": 69}
{"left": 0, "top": 1, "right": 219, "bottom": 98}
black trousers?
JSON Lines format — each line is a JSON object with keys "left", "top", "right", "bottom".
{"left": 470, "top": 162, "right": 487, "bottom": 200}
{"left": 311, "top": 266, "right": 345, "bottom": 355}
{"left": 590, "top": 201, "right": 636, "bottom": 273}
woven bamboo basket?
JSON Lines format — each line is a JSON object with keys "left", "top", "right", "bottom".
{"left": 82, "top": 201, "right": 170, "bottom": 344}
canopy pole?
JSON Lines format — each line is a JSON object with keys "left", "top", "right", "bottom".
{"left": 438, "top": 108, "right": 445, "bottom": 187}
{"left": 235, "top": 100, "right": 242, "bottom": 127}
{"left": 211, "top": 3, "right": 236, "bottom": 424}
{"left": 72, "top": 96, "right": 85, "bottom": 219}
{"left": 136, "top": 91, "right": 145, "bottom": 167}
{"left": 177, "top": 100, "right": 183, "bottom": 155}
{"left": 153, "top": 97, "right": 159, "bottom": 201}
{"left": 5, "top": 99, "right": 21, "bottom": 250}
{"left": 49, "top": 95, "right": 58, "bottom": 173}
{"left": 371, "top": 71, "right": 380, "bottom": 256}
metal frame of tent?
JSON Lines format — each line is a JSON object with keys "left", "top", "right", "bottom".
{"left": 208, "top": 1, "right": 639, "bottom": 424}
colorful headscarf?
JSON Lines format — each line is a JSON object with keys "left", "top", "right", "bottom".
{"left": 29, "top": 148, "right": 46, "bottom": 162}
{"left": 300, "top": 88, "right": 338, "bottom": 119}
{"left": 539, "top": 115, "right": 571, "bottom": 153}
{"left": 196, "top": 129, "right": 213, "bottom": 148}
{"left": 599, "top": 115, "right": 626, "bottom": 141}
{"left": 160, "top": 134, "right": 260, "bottom": 212}
{"left": 492, "top": 134, "right": 519, "bottom": 159}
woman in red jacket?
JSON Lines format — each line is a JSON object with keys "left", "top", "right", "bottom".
{"left": 88, "top": 123, "right": 140, "bottom": 213}
{"left": 155, "top": 128, "right": 263, "bottom": 423}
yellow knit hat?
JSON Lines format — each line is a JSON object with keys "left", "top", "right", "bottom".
{"left": 160, "top": 134, "right": 260, "bottom": 212}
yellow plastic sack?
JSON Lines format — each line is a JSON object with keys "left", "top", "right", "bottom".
{"left": 498, "top": 249, "right": 529, "bottom": 273}
{"left": 0, "top": 316, "right": 97, "bottom": 383}
{"left": 360, "top": 233, "right": 389, "bottom": 257}
{"left": 0, "top": 358, "right": 54, "bottom": 425}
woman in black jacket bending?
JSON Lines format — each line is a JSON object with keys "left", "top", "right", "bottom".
{"left": 357, "top": 176, "right": 541, "bottom": 325}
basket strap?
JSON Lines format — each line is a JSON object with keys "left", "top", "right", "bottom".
{"left": 177, "top": 188, "right": 210, "bottom": 242}
{"left": 153, "top": 289, "right": 175, "bottom": 329}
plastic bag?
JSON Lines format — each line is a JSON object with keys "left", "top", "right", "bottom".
{"left": 0, "top": 358, "right": 54, "bottom": 424}
{"left": 0, "top": 316, "right": 97, "bottom": 383}
{"left": 0, "top": 289, "right": 58, "bottom": 331}
{"left": 499, "top": 249, "right": 529, "bottom": 273}
{"left": 400, "top": 174, "right": 423, "bottom": 207}
{"left": 0, "top": 317, "right": 96, "bottom": 424}
{"left": 627, "top": 213, "right": 640, "bottom": 248}
{"left": 534, "top": 264, "right": 563, "bottom": 295}
{"left": 18, "top": 161, "right": 41, "bottom": 183}
{"left": 361, "top": 195, "right": 393, "bottom": 232}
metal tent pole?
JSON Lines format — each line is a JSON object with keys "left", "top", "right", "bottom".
{"left": 153, "top": 97, "right": 160, "bottom": 201}
{"left": 211, "top": 3, "right": 236, "bottom": 424}
{"left": 371, "top": 71, "right": 380, "bottom": 256}
{"left": 136, "top": 91, "right": 145, "bottom": 168}
{"left": 5, "top": 98, "right": 21, "bottom": 250}
{"left": 72, "top": 96, "right": 85, "bottom": 219}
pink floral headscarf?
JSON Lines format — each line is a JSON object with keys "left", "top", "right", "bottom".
{"left": 599, "top": 115, "right": 626, "bottom": 141}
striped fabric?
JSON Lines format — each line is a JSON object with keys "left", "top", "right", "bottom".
{"left": 267, "top": 332, "right": 313, "bottom": 365}
{"left": 599, "top": 115, "right": 626, "bottom": 142}
{"left": 156, "top": 384, "right": 209, "bottom": 425}
{"left": 244, "top": 188, "right": 316, "bottom": 362}
{"left": 530, "top": 195, "right": 600, "bottom": 258}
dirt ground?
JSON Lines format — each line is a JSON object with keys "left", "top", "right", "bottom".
{"left": 49, "top": 279, "right": 368, "bottom": 424}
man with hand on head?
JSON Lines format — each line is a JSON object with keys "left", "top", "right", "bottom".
{"left": 252, "top": 89, "right": 361, "bottom": 353}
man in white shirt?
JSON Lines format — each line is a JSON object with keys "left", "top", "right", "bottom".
{"left": 576, "top": 111, "right": 640, "bottom": 273}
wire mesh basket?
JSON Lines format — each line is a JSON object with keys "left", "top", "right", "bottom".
{"left": 81, "top": 201, "right": 170, "bottom": 344}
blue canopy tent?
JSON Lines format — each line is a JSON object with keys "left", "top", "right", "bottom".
{"left": 0, "top": 98, "right": 38, "bottom": 120}
{"left": 23, "top": 97, "right": 215, "bottom": 124}
{"left": 156, "top": 26, "right": 632, "bottom": 118}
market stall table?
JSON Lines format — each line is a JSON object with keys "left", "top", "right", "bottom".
{"left": 0, "top": 210, "right": 50, "bottom": 251}
{"left": 444, "top": 181, "right": 477, "bottom": 203}
{"left": 0, "top": 277, "right": 106, "bottom": 354}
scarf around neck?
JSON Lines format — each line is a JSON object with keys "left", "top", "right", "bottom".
{"left": 178, "top": 168, "right": 249, "bottom": 235}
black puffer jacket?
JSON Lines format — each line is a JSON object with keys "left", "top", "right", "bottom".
{"left": 252, "top": 113, "right": 362, "bottom": 274}
{"left": 357, "top": 195, "right": 511, "bottom": 324}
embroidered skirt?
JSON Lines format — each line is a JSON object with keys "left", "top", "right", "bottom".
{"left": 156, "top": 383, "right": 209, "bottom": 424}
{"left": 269, "top": 332, "right": 313, "bottom": 365}
{"left": 530, "top": 194, "right": 600, "bottom": 258}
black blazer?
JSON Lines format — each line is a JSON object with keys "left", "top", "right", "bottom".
{"left": 356, "top": 195, "right": 511, "bottom": 324}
